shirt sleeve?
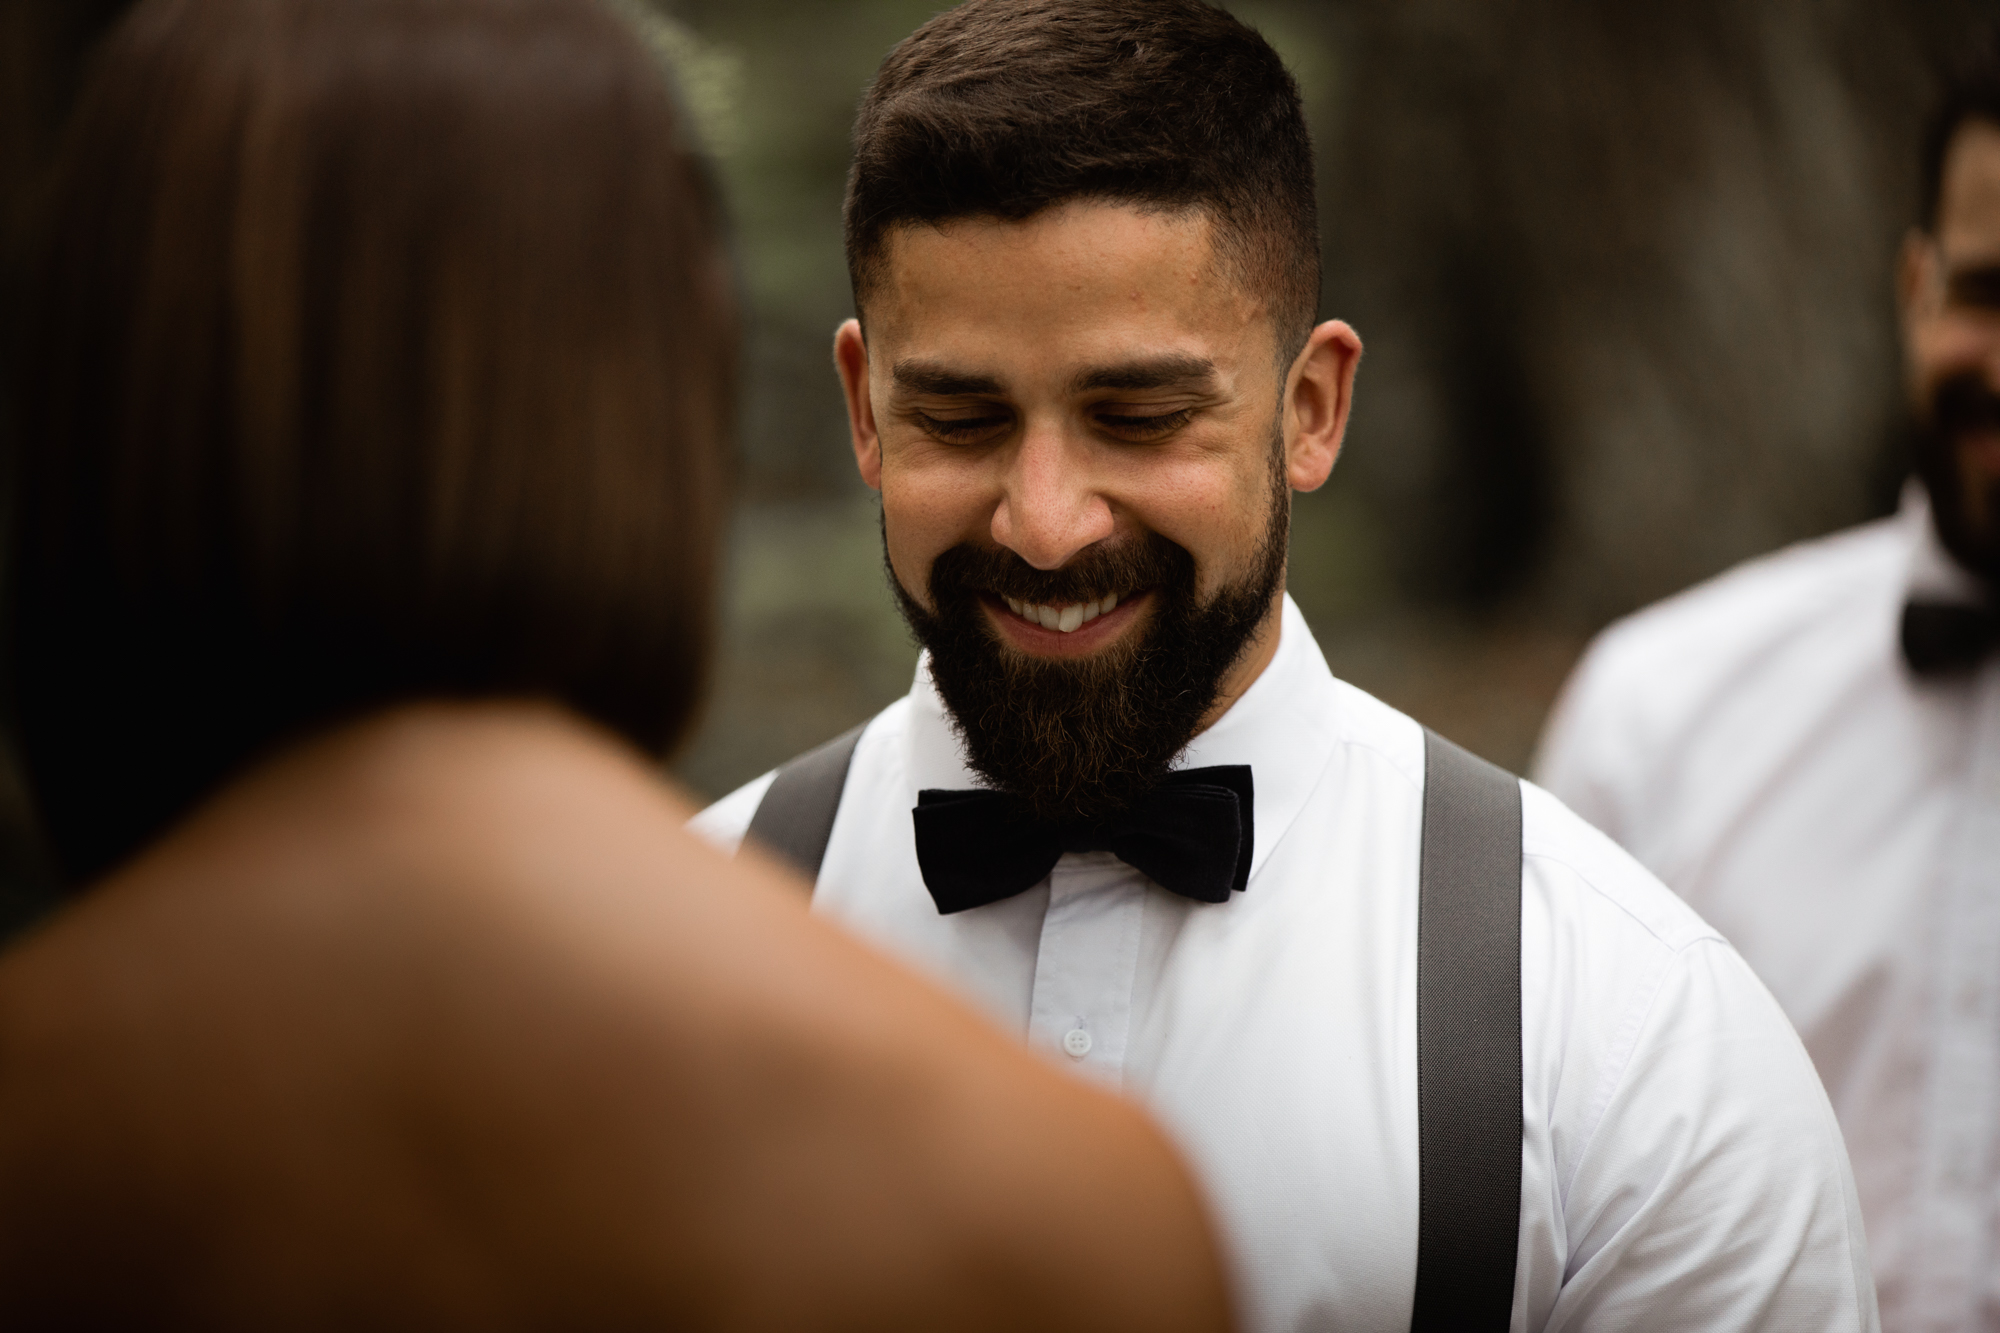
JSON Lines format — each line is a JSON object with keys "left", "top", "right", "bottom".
{"left": 687, "top": 770, "right": 776, "bottom": 855}
{"left": 1518, "top": 847, "right": 1879, "bottom": 1331}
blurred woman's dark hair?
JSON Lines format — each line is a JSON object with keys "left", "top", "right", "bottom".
{"left": 9, "top": 0, "right": 735, "bottom": 885}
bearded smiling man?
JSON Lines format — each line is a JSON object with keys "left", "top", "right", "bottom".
{"left": 696, "top": 2, "right": 1878, "bottom": 1328}
{"left": 1537, "top": 37, "right": 2000, "bottom": 1332}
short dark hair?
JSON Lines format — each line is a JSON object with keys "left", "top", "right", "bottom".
{"left": 844, "top": 0, "right": 1319, "bottom": 361}
{"left": 1921, "top": 27, "right": 2000, "bottom": 231}
{"left": 10, "top": 0, "right": 735, "bottom": 884}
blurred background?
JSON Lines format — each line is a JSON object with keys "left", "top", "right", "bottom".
{"left": 2, "top": 0, "right": 1994, "bottom": 926}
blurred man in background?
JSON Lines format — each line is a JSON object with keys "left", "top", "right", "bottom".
{"left": 699, "top": 1, "right": 1879, "bottom": 1328}
{"left": 1538, "top": 37, "right": 2000, "bottom": 1332}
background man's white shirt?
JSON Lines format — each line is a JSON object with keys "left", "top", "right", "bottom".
{"left": 698, "top": 595, "right": 1876, "bottom": 1332}
{"left": 1538, "top": 489, "right": 2000, "bottom": 1332}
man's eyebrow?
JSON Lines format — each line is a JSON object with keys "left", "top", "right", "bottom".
{"left": 891, "top": 360, "right": 1005, "bottom": 396}
{"left": 1071, "top": 355, "right": 1218, "bottom": 394}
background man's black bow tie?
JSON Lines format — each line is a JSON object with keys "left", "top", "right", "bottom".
{"left": 1902, "top": 600, "right": 2000, "bottom": 675}
{"left": 912, "top": 766, "right": 1254, "bottom": 915}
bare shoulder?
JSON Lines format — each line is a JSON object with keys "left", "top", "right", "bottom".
{"left": 0, "top": 704, "right": 1231, "bottom": 1332}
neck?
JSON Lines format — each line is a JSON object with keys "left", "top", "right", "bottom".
{"left": 1195, "top": 587, "right": 1285, "bottom": 735}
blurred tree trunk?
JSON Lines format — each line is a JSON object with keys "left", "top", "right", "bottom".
{"left": 1304, "top": 0, "right": 1991, "bottom": 622}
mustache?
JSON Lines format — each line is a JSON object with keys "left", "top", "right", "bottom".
{"left": 1931, "top": 374, "right": 2000, "bottom": 436}
{"left": 926, "top": 534, "right": 1194, "bottom": 608}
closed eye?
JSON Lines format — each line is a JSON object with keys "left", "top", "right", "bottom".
{"left": 1096, "top": 407, "right": 1195, "bottom": 439}
{"left": 915, "top": 410, "right": 1012, "bottom": 443}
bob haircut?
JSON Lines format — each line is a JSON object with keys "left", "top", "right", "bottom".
{"left": 10, "top": 0, "right": 735, "bottom": 884}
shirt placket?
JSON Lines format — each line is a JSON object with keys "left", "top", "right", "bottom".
{"left": 1026, "top": 853, "right": 1145, "bottom": 1089}
{"left": 1910, "top": 660, "right": 2000, "bottom": 1331}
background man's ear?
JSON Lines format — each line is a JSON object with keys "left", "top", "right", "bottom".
{"left": 1897, "top": 229, "right": 1935, "bottom": 337}
{"left": 1284, "top": 320, "right": 1364, "bottom": 493}
{"left": 834, "top": 319, "right": 882, "bottom": 490}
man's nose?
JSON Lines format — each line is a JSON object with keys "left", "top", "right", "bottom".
{"left": 988, "top": 424, "right": 1115, "bottom": 571}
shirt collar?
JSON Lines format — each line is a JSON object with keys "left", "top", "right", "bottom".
{"left": 902, "top": 592, "right": 1343, "bottom": 883}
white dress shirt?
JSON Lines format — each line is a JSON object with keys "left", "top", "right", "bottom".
{"left": 1537, "top": 489, "right": 1999, "bottom": 1333}
{"left": 697, "top": 594, "right": 1876, "bottom": 1332}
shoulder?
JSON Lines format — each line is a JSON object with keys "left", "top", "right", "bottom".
{"left": 1513, "top": 774, "right": 1807, "bottom": 1130}
{"left": 687, "top": 772, "right": 774, "bottom": 854}
{"left": 1321, "top": 672, "right": 1430, "bottom": 793}
{"left": 1515, "top": 776, "right": 1750, "bottom": 1076}
{"left": 1305, "top": 655, "right": 1710, "bottom": 951}
{"left": 1514, "top": 775, "right": 1824, "bottom": 1070}
{"left": 1562, "top": 516, "right": 1904, "bottom": 725}
{"left": 1302, "top": 661, "right": 1719, "bottom": 969}
{"left": 1517, "top": 776, "right": 1742, "bottom": 1076}
{"left": 1519, "top": 779, "right": 1720, "bottom": 954}
{"left": 1534, "top": 517, "right": 1906, "bottom": 830}
{"left": 1511, "top": 785, "right": 1875, "bottom": 1323}
{"left": 689, "top": 700, "right": 911, "bottom": 853}
{"left": 0, "top": 708, "right": 1240, "bottom": 1332}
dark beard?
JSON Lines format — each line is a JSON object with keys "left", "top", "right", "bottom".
{"left": 889, "top": 472, "right": 1288, "bottom": 826}
{"left": 1915, "top": 372, "right": 2000, "bottom": 588}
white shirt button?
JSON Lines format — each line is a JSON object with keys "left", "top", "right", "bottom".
{"left": 1063, "top": 1027, "right": 1092, "bottom": 1059}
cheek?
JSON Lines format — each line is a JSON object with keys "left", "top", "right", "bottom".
{"left": 1919, "top": 315, "right": 2000, "bottom": 385}
{"left": 880, "top": 465, "right": 996, "bottom": 605}
{"left": 1113, "top": 449, "right": 1276, "bottom": 588}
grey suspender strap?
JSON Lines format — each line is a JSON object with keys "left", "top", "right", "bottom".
{"left": 742, "top": 720, "right": 1524, "bottom": 1329}
{"left": 1412, "top": 726, "right": 1524, "bottom": 1331}
{"left": 740, "top": 723, "right": 865, "bottom": 883}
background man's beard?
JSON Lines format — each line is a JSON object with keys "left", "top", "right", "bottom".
{"left": 1917, "top": 373, "right": 2000, "bottom": 589}
{"left": 890, "top": 476, "right": 1289, "bottom": 825}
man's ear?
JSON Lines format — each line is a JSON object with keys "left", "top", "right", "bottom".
{"left": 834, "top": 319, "right": 881, "bottom": 490}
{"left": 1897, "top": 228, "right": 1936, "bottom": 339}
{"left": 1282, "top": 319, "right": 1364, "bottom": 493}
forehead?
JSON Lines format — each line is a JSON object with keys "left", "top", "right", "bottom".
{"left": 865, "top": 202, "right": 1272, "bottom": 377}
{"left": 1939, "top": 119, "right": 2000, "bottom": 261}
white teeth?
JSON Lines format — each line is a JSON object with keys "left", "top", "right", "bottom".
{"left": 1008, "top": 594, "right": 1124, "bottom": 632}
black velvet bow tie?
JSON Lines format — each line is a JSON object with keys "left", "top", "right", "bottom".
{"left": 912, "top": 766, "right": 1255, "bottom": 915}
{"left": 1902, "top": 600, "right": 2000, "bottom": 675}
